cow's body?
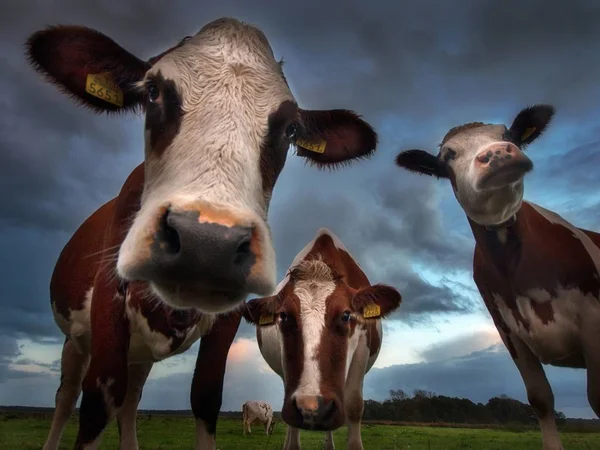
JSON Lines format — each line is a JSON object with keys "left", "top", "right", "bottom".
{"left": 245, "top": 229, "right": 401, "bottom": 450}
{"left": 395, "top": 105, "right": 600, "bottom": 450}
{"left": 242, "top": 401, "right": 275, "bottom": 435}
{"left": 27, "top": 17, "right": 379, "bottom": 450}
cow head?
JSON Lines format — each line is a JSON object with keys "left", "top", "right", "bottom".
{"left": 395, "top": 105, "right": 554, "bottom": 226}
{"left": 26, "top": 18, "right": 378, "bottom": 313}
{"left": 244, "top": 247, "right": 401, "bottom": 430}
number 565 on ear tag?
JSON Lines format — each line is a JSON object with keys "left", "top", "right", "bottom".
{"left": 85, "top": 73, "right": 124, "bottom": 107}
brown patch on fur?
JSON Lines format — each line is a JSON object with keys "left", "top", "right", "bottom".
{"left": 531, "top": 300, "right": 555, "bottom": 325}
{"left": 440, "top": 122, "right": 488, "bottom": 146}
{"left": 259, "top": 100, "right": 297, "bottom": 197}
{"left": 528, "top": 392, "right": 551, "bottom": 419}
{"left": 144, "top": 72, "right": 183, "bottom": 157}
{"left": 345, "top": 392, "right": 364, "bottom": 423}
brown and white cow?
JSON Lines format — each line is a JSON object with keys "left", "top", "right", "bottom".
{"left": 242, "top": 400, "right": 275, "bottom": 435}
{"left": 244, "top": 228, "right": 402, "bottom": 450}
{"left": 25, "top": 18, "right": 379, "bottom": 450}
{"left": 395, "top": 104, "right": 600, "bottom": 450}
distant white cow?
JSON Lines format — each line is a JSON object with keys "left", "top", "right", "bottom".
{"left": 242, "top": 401, "right": 275, "bottom": 435}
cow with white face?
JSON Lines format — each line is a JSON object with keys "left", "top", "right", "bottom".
{"left": 26, "top": 18, "right": 379, "bottom": 450}
{"left": 396, "top": 105, "right": 600, "bottom": 450}
{"left": 244, "top": 229, "right": 402, "bottom": 450}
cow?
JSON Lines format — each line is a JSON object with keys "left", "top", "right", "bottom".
{"left": 243, "top": 228, "right": 402, "bottom": 450}
{"left": 242, "top": 401, "right": 275, "bottom": 435}
{"left": 395, "top": 104, "right": 600, "bottom": 450}
{"left": 25, "top": 17, "right": 379, "bottom": 450}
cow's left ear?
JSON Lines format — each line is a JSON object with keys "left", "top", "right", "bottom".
{"left": 243, "top": 296, "right": 279, "bottom": 327}
{"left": 352, "top": 284, "right": 402, "bottom": 319}
{"left": 295, "top": 109, "right": 378, "bottom": 168}
{"left": 508, "top": 104, "right": 555, "bottom": 148}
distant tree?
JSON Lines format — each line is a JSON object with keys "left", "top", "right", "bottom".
{"left": 389, "top": 389, "right": 408, "bottom": 401}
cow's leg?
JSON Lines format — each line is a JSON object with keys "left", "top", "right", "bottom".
{"left": 324, "top": 431, "right": 335, "bottom": 450}
{"left": 582, "top": 319, "right": 600, "bottom": 417}
{"left": 191, "top": 310, "right": 242, "bottom": 450}
{"left": 343, "top": 335, "right": 369, "bottom": 450}
{"left": 43, "top": 338, "right": 90, "bottom": 450}
{"left": 283, "top": 426, "right": 301, "bottom": 450}
{"left": 502, "top": 332, "right": 563, "bottom": 450}
{"left": 116, "top": 362, "right": 153, "bottom": 450}
{"left": 265, "top": 416, "right": 272, "bottom": 435}
{"left": 74, "top": 284, "right": 130, "bottom": 450}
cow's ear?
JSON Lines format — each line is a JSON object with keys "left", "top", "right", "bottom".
{"left": 25, "top": 25, "right": 149, "bottom": 114}
{"left": 294, "top": 109, "right": 378, "bottom": 168}
{"left": 352, "top": 284, "right": 402, "bottom": 319}
{"left": 243, "top": 296, "right": 279, "bottom": 326}
{"left": 395, "top": 149, "right": 448, "bottom": 179}
{"left": 508, "top": 104, "right": 555, "bottom": 148}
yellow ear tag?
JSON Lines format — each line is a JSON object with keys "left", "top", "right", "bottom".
{"left": 85, "top": 73, "right": 124, "bottom": 107}
{"left": 362, "top": 303, "right": 381, "bottom": 319}
{"left": 296, "top": 138, "right": 327, "bottom": 154}
{"left": 521, "top": 127, "right": 536, "bottom": 141}
{"left": 258, "top": 313, "right": 275, "bottom": 325}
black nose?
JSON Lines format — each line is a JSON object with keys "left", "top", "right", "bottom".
{"left": 149, "top": 208, "right": 255, "bottom": 287}
{"left": 292, "top": 396, "right": 337, "bottom": 430}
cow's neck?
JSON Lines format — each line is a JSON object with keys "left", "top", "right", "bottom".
{"left": 467, "top": 205, "right": 528, "bottom": 280}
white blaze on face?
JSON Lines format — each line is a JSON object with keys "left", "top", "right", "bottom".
{"left": 292, "top": 272, "right": 336, "bottom": 399}
{"left": 441, "top": 124, "right": 525, "bottom": 226}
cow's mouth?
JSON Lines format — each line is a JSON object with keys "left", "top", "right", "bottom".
{"left": 478, "top": 159, "right": 533, "bottom": 190}
{"left": 151, "top": 281, "right": 246, "bottom": 313}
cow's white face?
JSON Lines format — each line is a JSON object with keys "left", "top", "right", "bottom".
{"left": 395, "top": 105, "right": 555, "bottom": 227}
{"left": 27, "top": 18, "right": 379, "bottom": 313}
{"left": 118, "top": 19, "right": 296, "bottom": 310}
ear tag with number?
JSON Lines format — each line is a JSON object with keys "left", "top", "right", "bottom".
{"left": 521, "top": 127, "right": 536, "bottom": 141}
{"left": 296, "top": 138, "right": 327, "bottom": 154}
{"left": 259, "top": 313, "right": 275, "bottom": 325}
{"left": 85, "top": 73, "right": 124, "bottom": 107}
{"left": 363, "top": 303, "right": 381, "bottom": 319}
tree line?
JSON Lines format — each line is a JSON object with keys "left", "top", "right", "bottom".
{"left": 362, "top": 389, "right": 567, "bottom": 425}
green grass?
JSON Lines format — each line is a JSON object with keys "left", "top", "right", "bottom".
{"left": 2, "top": 413, "right": 600, "bottom": 450}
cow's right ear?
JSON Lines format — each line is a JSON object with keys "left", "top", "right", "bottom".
{"left": 243, "top": 296, "right": 279, "bottom": 326}
{"left": 25, "top": 25, "right": 149, "bottom": 114}
{"left": 395, "top": 149, "right": 448, "bottom": 179}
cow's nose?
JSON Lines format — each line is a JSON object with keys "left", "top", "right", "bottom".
{"left": 293, "top": 395, "right": 336, "bottom": 427}
{"left": 475, "top": 142, "right": 520, "bottom": 168}
{"left": 148, "top": 208, "right": 255, "bottom": 286}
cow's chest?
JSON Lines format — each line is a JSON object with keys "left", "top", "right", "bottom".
{"left": 125, "top": 294, "right": 215, "bottom": 363}
{"left": 490, "top": 286, "right": 596, "bottom": 365}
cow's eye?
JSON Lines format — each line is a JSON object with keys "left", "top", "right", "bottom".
{"left": 147, "top": 82, "right": 160, "bottom": 103}
{"left": 284, "top": 123, "right": 298, "bottom": 141}
{"left": 341, "top": 311, "right": 352, "bottom": 323}
{"left": 279, "top": 311, "right": 288, "bottom": 323}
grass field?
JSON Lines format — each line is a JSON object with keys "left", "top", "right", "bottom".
{"left": 2, "top": 413, "right": 600, "bottom": 450}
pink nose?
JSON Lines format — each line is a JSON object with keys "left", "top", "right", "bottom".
{"left": 475, "top": 142, "right": 520, "bottom": 168}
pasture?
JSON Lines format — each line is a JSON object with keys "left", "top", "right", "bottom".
{"left": 2, "top": 412, "right": 600, "bottom": 450}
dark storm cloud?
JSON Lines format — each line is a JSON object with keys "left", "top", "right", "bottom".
{"left": 2, "top": 0, "right": 600, "bottom": 411}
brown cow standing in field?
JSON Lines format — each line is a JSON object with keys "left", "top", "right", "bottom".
{"left": 395, "top": 104, "right": 600, "bottom": 450}
{"left": 244, "top": 228, "right": 402, "bottom": 450}
{"left": 25, "top": 17, "right": 378, "bottom": 450}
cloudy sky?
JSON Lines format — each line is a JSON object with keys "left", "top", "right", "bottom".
{"left": 2, "top": 0, "right": 600, "bottom": 420}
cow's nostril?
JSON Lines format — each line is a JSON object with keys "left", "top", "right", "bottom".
{"left": 506, "top": 146, "right": 512, "bottom": 153}
{"left": 157, "top": 209, "right": 181, "bottom": 254}
{"left": 233, "top": 237, "right": 252, "bottom": 265}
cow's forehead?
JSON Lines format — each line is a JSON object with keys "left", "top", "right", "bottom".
{"left": 443, "top": 124, "right": 507, "bottom": 150}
